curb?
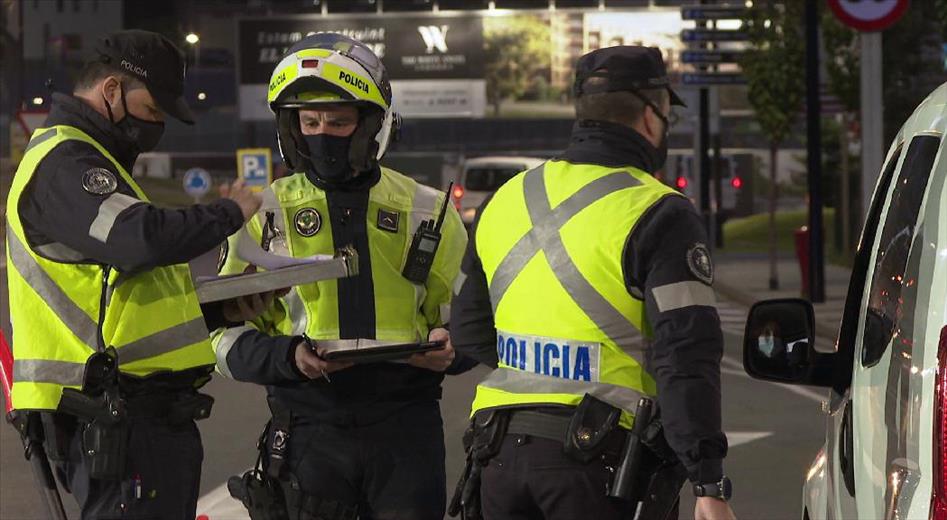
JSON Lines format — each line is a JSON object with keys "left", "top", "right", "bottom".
{"left": 714, "top": 279, "right": 839, "bottom": 344}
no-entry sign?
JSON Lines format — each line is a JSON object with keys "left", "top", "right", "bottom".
{"left": 827, "top": 0, "right": 909, "bottom": 32}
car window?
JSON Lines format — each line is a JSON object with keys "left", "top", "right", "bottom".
{"left": 830, "top": 143, "right": 902, "bottom": 396}
{"left": 861, "top": 135, "right": 939, "bottom": 367}
{"left": 464, "top": 167, "right": 523, "bottom": 191}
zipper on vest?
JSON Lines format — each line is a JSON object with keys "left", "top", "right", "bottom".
{"left": 96, "top": 265, "right": 111, "bottom": 352}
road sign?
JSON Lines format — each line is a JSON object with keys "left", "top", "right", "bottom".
{"left": 183, "top": 168, "right": 212, "bottom": 201}
{"left": 681, "top": 50, "right": 744, "bottom": 65}
{"left": 681, "top": 29, "right": 748, "bottom": 43}
{"left": 680, "top": 5, "right": 748, "bottom": 21}
{"left": 236, "top": 148, "right": 272, "bottom": 193}
{"left": 827, "top": 0, "right": 908, "bottom": 32}
{"left": 682, "top": 73, "right": 746, "bottom": 86}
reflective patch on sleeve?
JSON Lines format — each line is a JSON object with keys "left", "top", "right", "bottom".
{"left": 452, "top": 270, "right": 468, "bottom": 296}
{"left": 439, "top": 303, "right": 451, "bottom": 323}
{"left": 214, "top": 325, "right": 254, "bottom": 379}
{"left": 88, "top": 193, "right": 142, "bottom": 243}
{"left": 651, "top": 281, "right": 716, "bottom": 313}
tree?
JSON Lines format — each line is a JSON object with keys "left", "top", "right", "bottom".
{"left": 483, "top": 15, "right": 551, "bottom": 116}
{"left": 739, "top": 1, "right": 806, "bottom": 290}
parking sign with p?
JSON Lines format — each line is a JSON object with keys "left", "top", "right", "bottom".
{"left": 236, "top": 148, "right": 272, "bottom": 192}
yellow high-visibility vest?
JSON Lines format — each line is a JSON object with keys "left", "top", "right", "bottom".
{"left": 6, "top": 125, "right": 215, "bottom": 411}
{"left": 470, "top": 160, "right": 684, "bottom": 427}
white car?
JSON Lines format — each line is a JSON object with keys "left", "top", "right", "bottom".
{"left": 452, "top": 156, "right": 545, "bottom": 225}
{"left": 743, "top": 82, "right": 947, "bottom": 519}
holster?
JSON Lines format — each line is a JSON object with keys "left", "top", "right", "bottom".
{"left": 229, "top": 421, "right": 288, "bottom": 520}
{"left": 166, "top": 392, "right": 214, "bottom": 425}
{"left": 634, "top": 418, "right": 688, "bottom": 520}
{"left": 563, "top": 394, "right": 622, "bottom": 464}
{"left": 448, "top": 409, "right": 510, "bottom": 519}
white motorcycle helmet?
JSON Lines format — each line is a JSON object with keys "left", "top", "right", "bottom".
{"left": 267, "top": 32, "right": 400, "bottom": 176}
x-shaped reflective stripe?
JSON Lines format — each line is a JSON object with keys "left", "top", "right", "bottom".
{"left": 487, "top": 165, "right": 644, "bottom": 347}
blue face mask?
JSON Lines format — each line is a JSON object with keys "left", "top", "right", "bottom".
{"left": 302, "top": 133, "right": 353, "bottom": 182}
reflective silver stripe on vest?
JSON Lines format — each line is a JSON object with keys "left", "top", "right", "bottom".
{"left": 7, "top": 231, "right": 99, "bottom": 348}
{"left": 34, "top": 242, "right": 88, "bottom": 262}
{"left": 117, "top": 317, "right": 209, "bottom": 365}
{"left": 13, "top": 358, "right": 86, "bottom": 387}
{"left": 89, "top": 193, "right": 142, "bottom": 243}
{"left": 284, "top": 288, "right": 308, "bottom": 336}
{"left": 214, "top": 325, "right": 254, "bottom": 379}
{"left": 23, "top": 128, "right": 58, "bottom": 154}
{"left": 479, "top": 367, "right": 648, "bottom": 414}
{"left": 488, "top": 165, "right": 643, "bottom": 346}
{"left": 651, "top": 281, "right": 716, "bottom": 313}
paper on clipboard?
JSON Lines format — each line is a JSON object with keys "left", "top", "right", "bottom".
{"left": 194, "top": 228, "right": 358, "bottom": 303}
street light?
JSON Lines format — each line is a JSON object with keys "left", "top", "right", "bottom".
{"left": 185, "top": 33, "right": 200, "bottom": 45}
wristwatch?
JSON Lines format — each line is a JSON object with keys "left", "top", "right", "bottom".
{"left": 693, "top": 476, "right": 732, "bottom": 500}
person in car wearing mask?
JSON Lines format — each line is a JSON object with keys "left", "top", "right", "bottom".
{"left": 449, "top": 46, "right": 737, "bottom": 520}
{"left": 6, "top": 30, "right": 263, "bottom": 518}
{"left": 211, "top": 33, "right": 470, "bottom": 519}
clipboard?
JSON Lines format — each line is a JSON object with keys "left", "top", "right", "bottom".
{"left": 319, "top": 339, "right": 446, "bottom": 364}
{"left": 194, "top": 246, "right": 358, "bottom": 303}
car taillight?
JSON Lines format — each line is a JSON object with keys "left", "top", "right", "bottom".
{"left": 731, "top": 177, "right": 743, "bottom": 189}
{"left": 675, "top": 176, "right": 688, "bottom": 190}
{"left": 932, "top": 325, "right": 947, "bottom": 519}
{"left": 452, "top": 185, "right": 464, "bottom": 210}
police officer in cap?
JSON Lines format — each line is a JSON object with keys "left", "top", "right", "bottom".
{"left": 450, "top": 46, "right": 737, "bottom": 519}
{"left": 6, "top": 29, "right": 264, "bottom": 518}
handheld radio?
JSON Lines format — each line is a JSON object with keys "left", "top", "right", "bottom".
{"left": 402, "top": 182, "right": 453, "bottom": 284}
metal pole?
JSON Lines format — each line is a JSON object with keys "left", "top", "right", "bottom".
{"left": 698, "top": 1, "right": 711, "bottom": 237}
{"left": 860, "top": 32, "right": 883, "bottom": 224}
{"left": 805, "top": 0, "right": 825, "bottom": 302}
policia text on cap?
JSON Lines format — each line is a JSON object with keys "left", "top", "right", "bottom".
{"left": 449, "top": 46, "right": 737, "bottom": 520}
{"left": 5, "top": 30, "right": 267, "bottom": 518}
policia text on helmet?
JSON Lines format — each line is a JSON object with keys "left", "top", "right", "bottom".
{"left": 268, "top": 33, "right": 401, "bottom": 185}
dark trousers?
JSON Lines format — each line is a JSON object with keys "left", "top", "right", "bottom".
{"left": 481, "top": 434, "right": 679, "bottom": 520}
{"left": 55, "top": 416, "right": 203, "bottom": 519}
{"left": 279, "top": 401, "right": 446, "bottom": 520}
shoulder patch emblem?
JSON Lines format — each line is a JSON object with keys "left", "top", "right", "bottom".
{"left": 81, "top": 168, "right": 118, "bottom": 195}
{"left": 687, "top": 242, "right": 714, "bottom": 285}
{"left": 294, "top": 208, "right": 321, "bottom": 237}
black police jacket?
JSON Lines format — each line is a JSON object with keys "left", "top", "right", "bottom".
{"left": 450, "top": 119, "right": 729, "bottom": 484}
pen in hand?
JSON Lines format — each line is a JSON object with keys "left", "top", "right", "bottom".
{"left": 303, "top": 334, "right": 331, "bottom": 382}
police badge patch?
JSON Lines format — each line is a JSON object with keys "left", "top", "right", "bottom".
{"left": 81, "top": 168, "right": 118, "bottom": 195}
{"left": 687, "top": 243, "right": 714, "bottom": 285}
{"left": 294, "top": 208, "right": 321, "bottom": 237}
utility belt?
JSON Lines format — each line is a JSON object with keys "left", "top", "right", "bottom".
{"left": 449, "top": 394, "right": 686, "bottom": 520}
{"left": 46, "top": 350, "right": 213, "bottom": 481}
{"left": 228, "top": 402, "right": 359, "bottom": 520}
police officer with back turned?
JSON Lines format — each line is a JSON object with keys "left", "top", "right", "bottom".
{"left": 6, "top": 30, "right": 263, "bottom": 518}
{"left": 450, "top": 46, "right": 737, "bottom": 520}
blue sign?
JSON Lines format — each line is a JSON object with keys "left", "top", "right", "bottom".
{"left": 183, "top": 168, "right": 212, "bottom": 198}
{"left": 681, "top": 50, "right": 744, "bottom": 65}
{"left": 682, "top": 73, "right": 746, "bottom": 86}
{"left": 681, "top": 29, "right": 748, "bottom": 42}
{"left": 236, "top": 148, "right": 272, "bottom": 192}
{"left": 680, "top": 5, "right": 748, "bottom": 21}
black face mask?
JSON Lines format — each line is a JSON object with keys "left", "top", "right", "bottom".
{"left": 654, "top": 113, "right": 669, "bottom": 171}
{"left": 302, "top": 133, "right": 353, "bottom": 182}
{"left": 103, "top": 83, "right": 165, "bottom": 153}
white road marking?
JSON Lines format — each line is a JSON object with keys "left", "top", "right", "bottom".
{"left": 727, "top": 431, "right": 773, "bottom": 447}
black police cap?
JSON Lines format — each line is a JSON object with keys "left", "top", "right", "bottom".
{"left": 94, "top": 30, "right": 195, "bottom": 125}
{"left": 573, "top": 46, "right": 686, "bottom": 107}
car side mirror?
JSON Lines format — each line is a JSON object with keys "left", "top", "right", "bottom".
{"left": 743, "top": 298, "right": 834, "bottom": 387}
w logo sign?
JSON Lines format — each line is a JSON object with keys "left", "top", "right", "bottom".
{"left": 418, "top": 25, "right": 450, "bottom": 53}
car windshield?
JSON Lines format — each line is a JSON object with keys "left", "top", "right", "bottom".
{"left": 464, "top": 167, "right": 523, "bottom": 191}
